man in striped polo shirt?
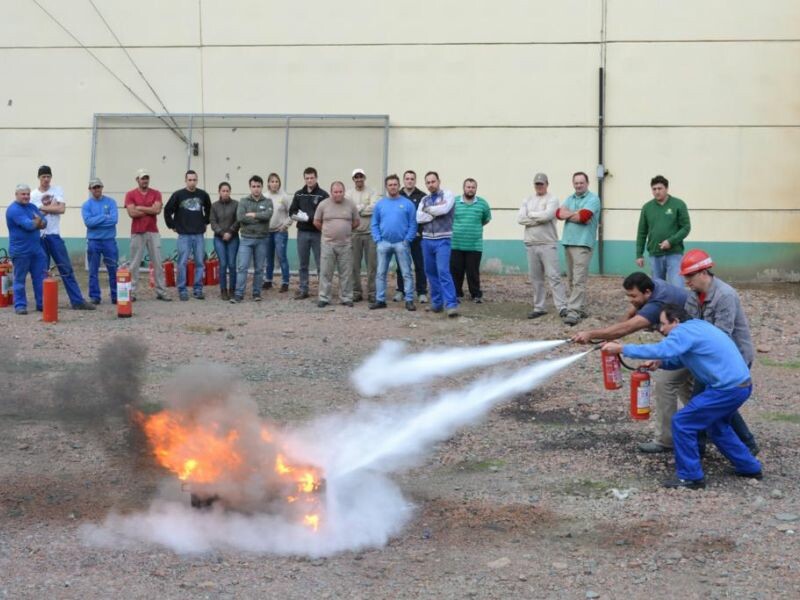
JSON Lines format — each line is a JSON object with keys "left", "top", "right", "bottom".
{"left": 450, "top": 178, "right": 492, "bottom": 303}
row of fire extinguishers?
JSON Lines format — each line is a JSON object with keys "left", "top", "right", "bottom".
{"left": 148, "top": 252, "right": 220, "bottom": 289}
{"left": 598, "top": 345, "right": 652, "bottom": 420}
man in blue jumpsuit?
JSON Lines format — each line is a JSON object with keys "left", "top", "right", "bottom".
{"left": 602, "top": 303, "right": 762, "bottom": 489}
{"left": 5, "top": 184, "right": 48, "bottom": 314}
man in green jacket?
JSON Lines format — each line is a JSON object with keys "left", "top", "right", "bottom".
{"left": 232, "top": 175, "right": 273, "bottom": 303}
{"left": 635, "top": 175, "right": 691, "bottom": 288}
{"left": 450, "top": 178, "right": 492, "bottom": 303}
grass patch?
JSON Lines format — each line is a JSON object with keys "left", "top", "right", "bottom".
{"left": 759, "top": 357, "right": 800, "bottom": 369}
{"left": 763, "top": 412, "right": 800, "bottom": 425}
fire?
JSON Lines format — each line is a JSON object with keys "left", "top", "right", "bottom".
{"left": 136, "top": 410, "right": 325, "bottom": 532}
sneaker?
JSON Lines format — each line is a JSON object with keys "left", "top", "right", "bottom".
{"left": 418, "top": 294, "right": 428, "bottom": 304}
{"left": 638, "top": 441, "right": 672, "bottom": 454}
{"left": 473, "top": 297, "right": 483, "bottom": 304}
{"left": 341, "top": 301, "right": 354, "bottom": 307}
{"left": 562, "top": 311, "right": 580, "bottom": 326}
{"left": 662, "top": 476, "right": 706, "bottom": 490}
{"left": 294, "top": 291, "right": 310, "bottom": 300}
{"left": 179, "top": 293, "right": 189, "bottom": 301}
{"left": 369, "top": 301, "right": 387, "bottom": 310}
{"left": 262, "top": 281, "right": 273, "bottom": 290}
{"left": 253, "top": 294, "right": 262, "bottom": 302}
{"left": 559, "top": 308, "right": 569, "bottom": 318}
{"left": 230, "top": 296, "right": 242, "bottom": 304}
{"left": 426, "top": 305, "right": 443, "bottom": 313}
{"left": 528, "top": 310, "right": 547, "bottom": 319}
{"left": 317, "top": 300, "right": 329, "bottom": 308}
{"left": 156, "top": 294, "right": 172, "bottom": 302}
{"left": 193, "top": 292, "right": 205, "bottom": 300}
{"left": 405, "top": 301, "right": 416, "bottom": 311}
{"left": 15, "top": 309, "right": 28, "bottom": 315}
{"left": 73, "top": 302, "right": 96, "bottom": 311}
{"left": 446, "top": 307, "right": 460, "bottom": 318}
{"left": 279, "top": 283, "right": 289, "bottom": 293}
{"left": 90, "top": 298, "right": 101, "bottom": 305}
{"left": 393, "top": 291, "right": 403, "bottom": 302}
{"left": 729, "top": 469, "right": 763, "bottom": 480}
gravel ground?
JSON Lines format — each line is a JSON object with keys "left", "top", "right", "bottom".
{"left": 1, "top": 274, "right": 799, "bottom": 599}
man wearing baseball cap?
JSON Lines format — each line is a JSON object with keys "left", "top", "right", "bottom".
{"left": 30, "top": 165, "right": 95, "bottom": 310}
{"left": 81, "top": 178, "right": 119, "bottom": 305}
{"left": 346, "top": 168, "right": 379, "bottom": 303}
{"left": 124, "top": 169, "right": 171, "bottom": 301}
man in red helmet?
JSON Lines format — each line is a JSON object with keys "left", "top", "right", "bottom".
{"left": 681, "top": 249, "right": 759, "bottom": 455}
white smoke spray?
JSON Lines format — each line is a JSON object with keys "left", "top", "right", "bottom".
{"left": 352, "top": 339, "right": 565, "bottom": 396}
{"left": 83, "top": 343, "right": 586, "bottom": 556}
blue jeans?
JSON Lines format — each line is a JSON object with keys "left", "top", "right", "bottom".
{"left": 396, "top": 235, "right": 426, "bottom": 295}
{"left": 650, "top": 254, "right": 683, "bottom": 289}
{"left": 265, "top": 230, "right": 290, "bottom": 285}
{"left": 297, "top": 229, "right": 321, "bottom": 293}
{"left": 376, "top": 240, "right": 414, "bottom": 302}
{"left": 213, "top": 236, "right": 239, "bottom": 292}
{"left": 87, "top": 239, "right": 119, "bottom": 302}
{"left": 176, "top": 233, "right": 206, "bottom": 294}
{"left": 41, "top": 234, "right": 86, "bottom": 306}
{"left": 672, "top": 385, "right": 761, "bottom": 481}
{"left": 12, "top": 251, "right": 48, "bottom": 311}
{"left": 235, "top": 236, "right": 267, "bottom": 298}
{"left": 422, "top": 238, "right": 458, "bottom": 310}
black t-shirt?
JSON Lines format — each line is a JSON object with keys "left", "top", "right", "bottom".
{"left": 165, "top": 188, "right": 212, "bottom": 234}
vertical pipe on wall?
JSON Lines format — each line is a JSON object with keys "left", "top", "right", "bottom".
{"left": 597, "top": 66, "right": 605, "bottom": 275}
{"left": 90, "top": 114, "right": 99, "bottom": 179}
{"left": 283, "top": 116, "right": 291, "bottom": 188}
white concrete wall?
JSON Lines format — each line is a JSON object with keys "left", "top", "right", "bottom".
{"left": 1, "top": 0, "right": 798, "bottom": 253}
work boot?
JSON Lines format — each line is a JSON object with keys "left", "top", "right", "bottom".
{"left": 369, "top": 301, "right": 387, "bottom": 310}
{"left": 528, "top": 310, "right": 547, "bottom": 319}
{"left": 73, "top": 302, "right": 96, "bottom": 311}
{"left": 728, "top": 468, "right": 763, "bottom": 480}
{"left": 262, "top": 281, "right": 273, "bottom": 290}
{"left": 638, "top": 441, "right": 672, "bottom": 454}
{"left": 294, "top": 290, "right": 310, "bottom": 300}
{"left": 662, "top": 476, "right": 705, "bottom": 490}
{"left": 280, "top": 283, "right": 289, "bottom": 293}
{"left": 562, "top": 311, "right": 580, "bottom": 326}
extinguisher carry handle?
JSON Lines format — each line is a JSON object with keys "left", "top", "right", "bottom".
{"left": 0, "top": 248, "right": 8, "bottom": 260}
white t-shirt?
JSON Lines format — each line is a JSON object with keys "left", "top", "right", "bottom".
{"left": 30, "top": 185, "right": 64, "bottom": 235}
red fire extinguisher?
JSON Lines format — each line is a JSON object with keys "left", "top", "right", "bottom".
{"left": 163, "top": 255, "right": 176, "bottom": 287}
{"left": 629, "top": 368, "right": 651, "bottom": 420}
{"left": 42, "top": 274, "right": 58, "bottom": 323}
{"left": 601, "top": 350, "right": 623, "bottom": 390}
{"left": 204, "top": 251, "right": 219, "bottom": 286}
{"left": 0, "top": 248, "right": 12, "bottom": 308}
{"left": 117, "top": 266, "right": 132, "bottom": 318}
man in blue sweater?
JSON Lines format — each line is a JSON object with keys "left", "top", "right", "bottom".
{"left": 81, "top": 178, "right": 119, "bottom": 305}
{"left": 603, "top": 304, "right": 762, "bottom": 489}
{"left": 5, "top": 184, "right": 48, "bottom": 315}
{"left": 370, "top": 174, "right": 418, "bottom": 312}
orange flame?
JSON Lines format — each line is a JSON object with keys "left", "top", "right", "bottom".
{"left": 136, "top": 410, "right": 324, "bottom": 532}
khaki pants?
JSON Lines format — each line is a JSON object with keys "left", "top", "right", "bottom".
{"left": 352, "top": 233, "right": 376, "bottom": 299}
{"left": 129, "top": 232, "right": 167, "bottom": 296}
{"left": 652, "top": 367, "right": 693, "bottom": 448}
{"left": 320, "top": 242, "right": 353, "bottom": 303}
{"left": 527, "top": 243, "right": 567, "bottom": 312}
{"left": 564, "top": 245, "right": 592, "bottom": 314}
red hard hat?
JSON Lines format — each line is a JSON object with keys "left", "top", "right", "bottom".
{"left": 680, "top": 249, "right": 714, "bottom": 276}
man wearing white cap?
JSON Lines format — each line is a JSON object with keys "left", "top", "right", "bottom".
{"left": 124, "top": 169, "right": 171, "bottom": 301}
{"left": 346, "top": 168, "right": 379, "bottom": 303}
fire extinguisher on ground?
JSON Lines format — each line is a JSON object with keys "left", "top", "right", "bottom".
{"left": 204, "top": 251, "right": 219, "bottom": 286}
{"left": 0, "top": 248, "right": 12, "bottom": 308}
{"left": 599, "top": 347, "right": 651, "bottom": 420}
{"left": 163, "top": 254, "right": 176, "bottom": 287}
{"left": 42, "top": 272, "right": 58, "bottom": 323}
{"left": 117, "top": 266, "right": 133, "bottom": 318}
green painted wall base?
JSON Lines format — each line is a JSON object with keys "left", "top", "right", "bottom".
{"left": 1, "top": 237, "right": 798, "bottom": 282}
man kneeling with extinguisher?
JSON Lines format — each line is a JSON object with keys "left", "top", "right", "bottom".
{"left": 602, "top": 304, "right": 762, "bottom": 489}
